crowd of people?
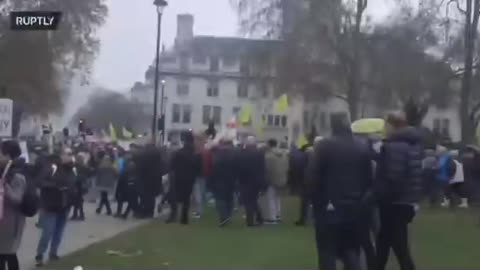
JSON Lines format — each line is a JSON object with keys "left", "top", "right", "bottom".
{"left": 1, "top": 110, "right": 480, "bottom": 270}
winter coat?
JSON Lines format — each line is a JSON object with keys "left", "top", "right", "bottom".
{"left": 236, "top": 146, "right": 266, "bottom": 192}
{"left": 135, "top": 147, "right": 164, "bottom": 196}
{"left": 170, "top": 145, "right": 202, "bottom": 200}
{"left": 95, "top": 159, "right": 118, "bottom": 193}
{"left": 0, "top": 168, "right": 26, "bottom": 254}
{"left": 209, "top": 145, "right": 237, "bottom": 200}
{"left": 265, "top": 148, "right": 289, "bottom": 188}
{"left": 376, "top": 127, "right": 424, "bottom": 204}
{"left": 288, "top": 147, "right": 308, "bottom": 190}
{"left": 39, "top": 163, "right": 77, "bottom": 213}
{"left": 310, "top": 132, "right": 374, "bottom": 214}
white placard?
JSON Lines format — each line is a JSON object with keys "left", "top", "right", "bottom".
{"left": 0, "top": 99, "right": 13, "bottom": 138}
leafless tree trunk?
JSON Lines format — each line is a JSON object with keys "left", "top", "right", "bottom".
{"left": 348, "top": 0, "right": 368, "bottom": 121}
{"left": 460, "top": 0, "right": 480, "bottom": 143}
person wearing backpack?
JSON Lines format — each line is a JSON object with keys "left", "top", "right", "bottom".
{"left": 263, "top": 139, "right": 288, "bottom": 224}
{"left": 0, "top": 140, "right": 27, "bottom": 270}
{"left": 35, "top": 147, "right": 76, "bottom": 267}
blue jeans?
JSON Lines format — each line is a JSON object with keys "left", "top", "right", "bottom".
{"left": 36, "top": 210, "right": 68, "bottom": 257}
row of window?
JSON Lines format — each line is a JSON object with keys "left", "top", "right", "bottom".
{"left": 433, "top": 118, "right": 450, "bottom": 137}
{"left": 165, "top": 54, "right": 250, "bottom": 73}
{"left": 171, "top": 104, "right": 222, "bottom": 125}
{"left": 176, "top": 79, "right": 268, "bottom": 98}
{"left": 171, "top": 104, "right": 288, "bottom": 128}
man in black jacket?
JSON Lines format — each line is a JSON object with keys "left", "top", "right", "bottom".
{"left": 35, "top": 148, "right": 76, "bottom": 267}
{"left": 236, "top": 136, "right": 266, "bottom": 227}
{"left": 166, "top": 131, "right": 201, "bottom": 225}
{"left": 375, "top": 112, "right": 423, "bottom": 270}
{"left": 310, "top": 118, "right": 374, "bottom": 270}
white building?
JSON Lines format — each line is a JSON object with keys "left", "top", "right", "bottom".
{"left": 132, "top": 14, "right": 461, "bottom": 144}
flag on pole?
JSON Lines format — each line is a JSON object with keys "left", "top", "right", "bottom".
{"left": 122, "top": 127, "right": 133, "bottom": 139}
{"left": 109, "top": 123, "right": 118, "bottom": 142}
{"left": 274, "top": 94, "right": 289, "bottom": 113}
{"left": 239, "top": 104, "right": 253, "bottom": 124}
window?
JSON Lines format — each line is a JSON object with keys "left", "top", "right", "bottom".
{"left": 303, "top": 110, "right": 310, "bottom": 129}
{"left": 193, "top": 54, "right": 207, "bottom": 64}
{"left": 240, "top": 60, "right": 250, "bottom": 75}
{"left": 233, "top": 107, "right": 241, "bottom": 115}
{"left": 172, "top": 104, "right": 181, "bottom": 123}
{"left": 182, "top": 104, "right": 192, "bottom": 124}
{"left": 281, "top": 116, "right": 288, "bottom": 127}
{"left": 203, "top": 105, "right": 222, "bottom": 125}
{"left": 176, "top": 79, "right": 189, "bottom": 96}
{"left": 223, "top": 55, "right": 236, "bottom": 67}
{"left": 203, "top": 106, "right": 211, "bottom": 124}
{"left": 172, "top": 104, "right": 192, "bottom": 124}
{"left": 210, "top": 56, "right": 219, "bottom": 72}
{"left": 433, "top": 119, "right": 441, "bottom": 134}
{"left": 274, "top": 115, "right": 281, "bottom": 127}
{"left": 207, "top": 81, "right": 219, "bottom": 97}
{"left": 441, "top": 119, "right": 450, "bottom": 137}
{"left": 259, "top": 81, "right": 268, "bottom": 98}
{"left": 213, "top": 106, "right": 222, "bottom": 125}
{"left": 237, "top": 81, "right": 248, "bottom": 98}
{"left": 267, "top": 114, "right": 274, "bottom": 126}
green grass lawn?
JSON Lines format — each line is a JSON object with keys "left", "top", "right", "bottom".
{"left": 52, "top": 197, "right": 480, "bottom": 270}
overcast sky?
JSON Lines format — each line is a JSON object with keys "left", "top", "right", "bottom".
{"left": 91, "top": 0, "right": 405, "bottom": 91}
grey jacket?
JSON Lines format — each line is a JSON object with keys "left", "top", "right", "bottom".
{"left": 0, "top": 173, "right": 26, "bottom": 253}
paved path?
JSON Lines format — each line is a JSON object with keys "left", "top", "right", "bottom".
{"left": 18, "top": 203, "right": 147, "bottom": 270}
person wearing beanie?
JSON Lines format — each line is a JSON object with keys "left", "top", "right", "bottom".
{"left": 0, "top": 140, "right": 26, "bottom": 270}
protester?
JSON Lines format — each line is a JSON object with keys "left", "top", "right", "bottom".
{"left": 444, "top": 150, "right": 468, "bottom": 208}
{"left": 95, "top": 153, "right": 117, "bottom": 216}
{"left": 375, "top": 112, "right": 423, "bottom": 270}
{"left": 422, "top": 149, "right": 438, "bottom": 207}
{"left": 209, "top": 138, "right": 237, "bottom": 226}
{"left": 167, "top": 131, "right": 202, "bottom": 224}
{"left": 71, "top": 154, "right": 91, "bottom": 221}
{"left": 236, "top": 136, "right": 266, "bottom": 227}
{"left": 435, "top": 145, "right": 456, "bottom": 208}
{"left": 192, "top": 133, "right": 210, "bottom": 219}
{"left": 36, "top": 148, "right": 76, "bottom": 267}
{"left": 0, "top": 141, "right": 27, "bottom": 270}
{"left": 263, "top": 138, "right": 288, "bottom": 224}
{"left": 462, "top": 146, "right": 480, "bottom": 206}
{"left": 135, "top": 144, "right": 164, "bottom": 218}
{"left": 116, "top": 160, "right": 138, "bottom": 219}
{"left": 309, "top": 117, "right": 374, "bottom": 270}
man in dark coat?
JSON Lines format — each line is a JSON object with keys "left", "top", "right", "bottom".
{"left": 375, "top": 112, "right": 423, "bottom": 270}
{"left": 309, "top": 118, "right": 374, "bottom": 270}
{"left": 236, "top": 136, "right": 266, "bottom": 227}
{"left": 35, "top": 148, "right": 77, "bottom": 267}
{"left": 209, "top": 139, "right": 237, "bottom": 226}
{"left": 166, "top": 131, "right": 201, "bottom": 225}
{"left": 135, "top": 144, "right": 164, "bottom": 218}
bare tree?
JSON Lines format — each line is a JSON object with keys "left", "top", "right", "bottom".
{"left": 0, "top": 0, "right": 108, "bottom": 115}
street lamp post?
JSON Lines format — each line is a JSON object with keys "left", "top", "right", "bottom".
{"left": 152, "top": 0, "right": 168, "bottom": 145}
{"left": 160, "top": 79, "right": 166, "bottom": 143}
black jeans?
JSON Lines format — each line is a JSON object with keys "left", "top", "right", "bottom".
{"left": 168, "top": 183, "right": 194, "bottom": 224}
{"left": 314, "top": 221, "right": 362, "bottom": 270}
{"left": 376, "top": 204, "right": 416, "bottom": 270}
{"left": 297, "top": 186, "right": 312, "bottom": 224}
{"left": 0, "top": 254, "right": 19, "bottom": 270}
{"left": 242, "top": 188, "right": 263, "bottom": 226}
{"left": 97, "top": 191, "right": 112, "bottom": 215}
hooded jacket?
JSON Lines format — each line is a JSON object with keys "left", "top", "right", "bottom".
{"left": 265, "top": 147, "right": 289, "bottom": 188}
{"left": 376, "top": 127, "right": 424, "bottom": 204}
{"left": 0, "top": 161, "right": 26, "bottom": 253}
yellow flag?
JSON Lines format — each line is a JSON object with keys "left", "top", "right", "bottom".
{"left": 274, "top": 94, "right": 289, "bottom": 113}
{"left": 109, "top": 123, "right": 118, "bottom": 142}
{"left": 239, "top": 104, "right": 253, "bottom": 124}
{"left": 296, "top": 134, "right": 308, "bottom": 149}
{"left": 122, "top": 127, "right": 133, "bottom": 139}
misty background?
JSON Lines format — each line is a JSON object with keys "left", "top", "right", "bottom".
{"left": 63, "top": 0, "right": 407, "bottom": 126}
